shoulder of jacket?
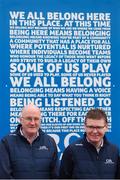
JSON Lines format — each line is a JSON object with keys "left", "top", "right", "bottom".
{"left": 66, "top": 138, "right": 84, "bottom": 152}
{"left": 2, "top": 133, "right": 17, "bottom": 142}
{"left": 39, "top": 130, "right": 56, "bottom": 145}
{"left": 106, "top": 140, "right": 119, "bottom": 151}
{"left": 103, "top": 137, "right": 119, "bottom": 154}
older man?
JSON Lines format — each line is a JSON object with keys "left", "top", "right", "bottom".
{"left": 59, "top": 108, "right": 120, "bottom": 179}
{"left": 0, "top": 104, "right": 58, "bottom": 179}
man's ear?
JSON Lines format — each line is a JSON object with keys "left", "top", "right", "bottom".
{"left": 84, "top": 124, "right": 87, "bottom": 132}
{"left": 105, "top": 123, "right": 108, "bottom": 132}
{"left": 19, "top": 117, "right": 22, "bottom": 123}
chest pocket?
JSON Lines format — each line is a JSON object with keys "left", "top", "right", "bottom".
{"left": 34, "top": 146, "right": 52, "bottom": 171}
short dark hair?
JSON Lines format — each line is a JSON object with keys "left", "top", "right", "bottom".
{"left": 85, "top": 108, "right": 108, "bottom": 124}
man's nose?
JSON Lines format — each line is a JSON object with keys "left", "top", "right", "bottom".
{"left": 92, "top": 127, "right": 98, "bottom": 132}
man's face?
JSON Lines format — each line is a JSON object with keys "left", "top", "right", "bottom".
{"left": 85, "top": 118, "right": 108, "bottom": 146}
{"left": 20, "top": 105, "right": 41, "bottom": 137}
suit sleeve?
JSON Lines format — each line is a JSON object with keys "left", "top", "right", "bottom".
{"left": 59, "top": 146, "right": 73, "bottom": 179}
{"left": 0, "top": 139, "right": 13, "bottom": 179}
{"left": 116, "top": 150, "right": 120, "bottom": 179}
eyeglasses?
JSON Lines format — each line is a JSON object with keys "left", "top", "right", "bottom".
{"left": 85, "top": 125, "right": 106, "bottom": 130}
{"left": 21, "top": 117, "right": 40, "bottom": 122}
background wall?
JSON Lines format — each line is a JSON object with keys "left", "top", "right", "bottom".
{"left": 0, "top": 0, "right": 120, "bottom": 159}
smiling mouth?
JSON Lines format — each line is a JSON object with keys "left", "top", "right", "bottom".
{"left": 91, "top": 135, "right": 100, "bottom": 138}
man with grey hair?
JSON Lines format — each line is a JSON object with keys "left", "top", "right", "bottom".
{"left": 0, "top": 104, "right": 58, "bottom": 179}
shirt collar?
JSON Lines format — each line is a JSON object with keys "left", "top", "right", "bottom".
{"left": 20, "top": 128, "right": 39, "bottom": 143}
{"left": 86, "top": 137, "right": 104, "bottom": 152}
